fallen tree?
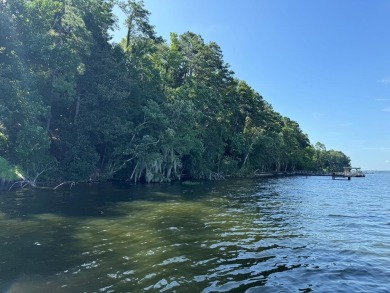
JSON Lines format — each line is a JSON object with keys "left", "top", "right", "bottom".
{"left": 8, "top": 164, "right": 52, "bottom": 190}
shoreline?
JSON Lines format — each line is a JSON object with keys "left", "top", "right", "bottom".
{"left": 1, "top": 170, "right": 368, "bottom": 192}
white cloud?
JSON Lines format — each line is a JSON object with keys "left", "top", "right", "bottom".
{"left": 382, "top": 107, "right": 390, "bottom": 112}
{"left": 386, "top": 160, "right": 389, "bottom": 164}
{"left": 376, "top": 98, "right": 390, "bottom": 101}
{"left": 378, "top": 76, "right": 390, "bottom": 84}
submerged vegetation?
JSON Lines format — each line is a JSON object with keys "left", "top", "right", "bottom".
{"left": 0, "top": 0, "right": 350, "bottom": 184}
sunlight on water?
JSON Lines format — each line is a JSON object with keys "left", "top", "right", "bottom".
{"left": 67, "top": 197, "right": 254, "bottom": 292}
{"left": 1, "top": 174, "right": 390, "bottom": 292}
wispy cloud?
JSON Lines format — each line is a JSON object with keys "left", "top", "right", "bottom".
{"left": 312, "top": 112, "right": 325, "bottom": 117}
{"left": 376, "top": 98, "right": 390, "bottom": 101}
{"left": 337, "top": 122, "right": 353, "bottom": 127}
{"left": 362, "top": 147, "right": 390, "bottom": 150}
{"left": 382, "top": 107, "right": 390, "bottom": 112}
{"left": 378, "top": 76, "right": 390, "bottom": 84}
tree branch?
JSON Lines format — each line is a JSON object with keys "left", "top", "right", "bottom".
{"left": 53, "top": 181, "right": 76, "bottom": 190}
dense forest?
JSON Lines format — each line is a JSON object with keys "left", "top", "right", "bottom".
{"left": 0, "top": 0, "right": 350, "bottom": 185}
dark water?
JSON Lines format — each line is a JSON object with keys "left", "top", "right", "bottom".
{"left": 1, "top": 173, "right": 390, "bottom": 292}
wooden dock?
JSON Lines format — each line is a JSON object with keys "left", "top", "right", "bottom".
{"left": 270, "top": 167, "right": 366, "bottom": 180}
{"left": 254, "top": 167, "right": 365, "bottom": 180}
{"left": 331, "top": 167, "right": 365, "bottom": 180}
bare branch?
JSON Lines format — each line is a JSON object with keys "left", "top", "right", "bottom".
{"left": 53, "top": 181, "right": 76, "bottom": 190}
{"left": 8, "top": 164, "right": 53, "bottom": 190}
{"left": 33, "top": 165, "right": 52, "bottom": 183}
{"left": 129, "top": 161, "right": 139, "bottom": 181}
{"left": 8, "top": 180, "right": 36, "bottom": 190}
{"left": 8, "top": 181, "right": 25, "bottom": 191}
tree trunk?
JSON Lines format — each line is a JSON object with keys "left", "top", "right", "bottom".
{"left": 46, "top": 70, "right": 57, "bottom": 132}
{"left": 73, "top": 95, "right": 80, "bottom": 125}
{"left": 46, "top": 105, "right": 52, "bottom": 132}
{"left": 242, "top": 142, "right": 254, "bottom": 167}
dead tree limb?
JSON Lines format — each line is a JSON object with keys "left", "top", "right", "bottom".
{"left": 8, "top": 164, "right": 53, "bottom": 190}
{"left": 53, "top": 181, "right": 76, "bottom": 190}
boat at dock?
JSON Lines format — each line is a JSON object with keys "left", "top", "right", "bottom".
{"left": 331, "top": 167, "right": 365, "bottom": 180}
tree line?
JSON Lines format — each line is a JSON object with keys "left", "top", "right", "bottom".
{"left": 0, "top": 0, "right": 350, "bottom": 184}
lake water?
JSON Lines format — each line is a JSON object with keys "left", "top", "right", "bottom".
{"left": 1, "top": 173, "right": 390, "bottom": 292}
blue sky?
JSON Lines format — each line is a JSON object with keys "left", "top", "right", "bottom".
{"left": 112, "top": 1, "right": 390, "bottom": 171}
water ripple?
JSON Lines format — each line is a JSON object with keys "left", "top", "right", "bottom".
{"left": 1, "top": 174, "right": 390, "bottom": 292}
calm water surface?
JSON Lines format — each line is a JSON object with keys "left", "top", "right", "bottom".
{"left": 1, "top": 173, "right": 390, "bottom": 292}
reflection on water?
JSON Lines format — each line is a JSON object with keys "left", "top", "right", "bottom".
{"left": 1, "top": 174, "right": 390, "bottom": 292}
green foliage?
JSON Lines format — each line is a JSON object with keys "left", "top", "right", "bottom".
{"left": 0, "top": 157, "right": 17, "bottom": 181}
{"left": 0, "top": 0, "right": 352, "bottom": 184}
{"left": 14, "top": 125, "right": 50, "bottom": 161}
{"left": 61, "top": 139, "right": 99, "bottom": 181}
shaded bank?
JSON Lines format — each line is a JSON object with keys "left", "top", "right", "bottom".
{"left": 1, "top": 168, "right": 367, "bottom": 192}
{"left": 0, "top": 180, "right": 13, "bottom": 191}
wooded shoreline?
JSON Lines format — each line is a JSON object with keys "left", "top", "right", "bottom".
{"left": 1, "top": 170, "right": 363, "bottom": 192}
{"left": 1, "top": 1, "right": 350, "bottom": 185}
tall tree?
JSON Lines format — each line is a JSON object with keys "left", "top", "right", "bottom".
{"left": 0, "top": 0, "right": 50, "bottom": 175}
{"left": 118, "top": 0, "right": 159, "bottom": 50}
